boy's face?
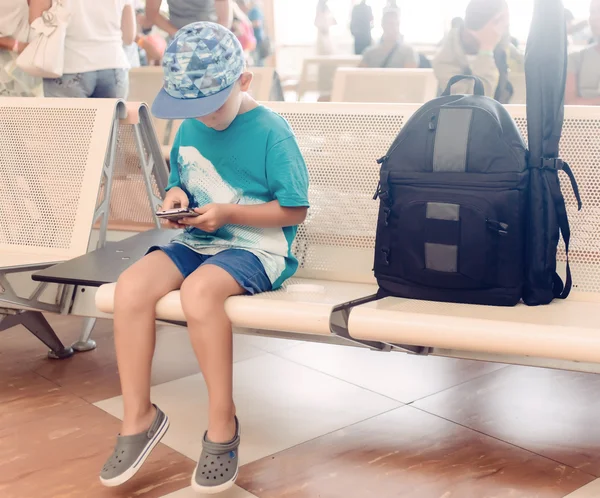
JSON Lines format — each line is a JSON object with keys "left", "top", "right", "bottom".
{"left": 196, "top": 72, "right": 253, "bottom": 131}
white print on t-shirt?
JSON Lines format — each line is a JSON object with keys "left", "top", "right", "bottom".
{"left": 174, "top": 146, "right": 288, "bottom": 283}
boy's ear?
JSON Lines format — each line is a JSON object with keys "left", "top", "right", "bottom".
{"left": 239, "top": 71, "right": 253, "bottom": 92}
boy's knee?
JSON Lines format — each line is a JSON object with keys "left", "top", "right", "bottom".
{"left": 180, "top": 279, "right": 224, "bottom": 323}
{"left": 115, "top": 269, "right": 156, "bottom": 311}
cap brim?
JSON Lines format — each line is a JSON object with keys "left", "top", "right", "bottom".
{"left": 151, "top": 82, "right": 236, "bottom": 120}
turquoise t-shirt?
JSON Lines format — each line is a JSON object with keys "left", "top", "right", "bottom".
{"left": 167, "top": 106, "right": 310, "bottom": 289}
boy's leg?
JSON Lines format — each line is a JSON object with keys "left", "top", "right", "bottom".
{"left": 113, "top": 250, "right": 184, "bottom": 435}
{"left": 179, "top": 264, "right": 245, "bottom": 443}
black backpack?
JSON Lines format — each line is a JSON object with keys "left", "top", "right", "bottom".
{"left": 374, "top": 75, "right": 579, "bottom": 306}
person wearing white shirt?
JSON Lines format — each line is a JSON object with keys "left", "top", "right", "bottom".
{"left": 30, "top": 0, "right": 136, "bottom": 98}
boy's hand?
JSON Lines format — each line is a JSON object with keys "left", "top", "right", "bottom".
{"left": 162, "top": 186, "right": 189, "bottom": 210}
{"left": 161, "top": 187, "right": 189, "bottom": 229}
{"left": 179, "top": 203, "right": 233, "bottom": 232}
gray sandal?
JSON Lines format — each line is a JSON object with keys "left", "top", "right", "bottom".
{"left": 192, "top": 417, "right": 241, "bottom": 494}
{"left": 100, "top": 405, "right": 170, "bottom": 487}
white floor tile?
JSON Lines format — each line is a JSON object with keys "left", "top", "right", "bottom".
{"left": 277, "top": 342, "right": 506, "bottom": 403}
{"left": 232, "top": 334, "right": 272, "bottom": 362}
{"left": 161, "top": 485, "right": 257, "bottom": 498}
{"left": 564, "top": 479, "right": 600, "bottom": 497}
{"left": 151, "top": 325, "right": 266, "bottom": 386}
{"left": 234, "top": 331, "right": 302, "bottom": 353}
{"left": 96, "top": 354, "right": 400, "bottom": 465}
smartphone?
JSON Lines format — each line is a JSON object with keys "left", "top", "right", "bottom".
{"left": 155, "top": 207, "right": 199, "bottom": 221}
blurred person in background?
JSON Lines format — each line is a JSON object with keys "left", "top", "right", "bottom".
{"left": 315, "top": 0, "right": 336, "bottom": 55}
{"left": 351, "top": 0, "right": 374, "bottom": 55}
{"left": 143, "top": 0, "right": 232, "bottom": 37}
{"left": 133, "top": 5, "right": 167, "bottom": 66}
{"left": 231, "top": 1, "right": 256, "bottom": 58}
{"left": 137, "top": 32, "right": 167, "bottom": 66}
{"left": 437, "top": 17, "right": 464, "bottom": 46}
{"left": 384, "top": 0, "right": 399, "bottom": 14}
{"left": 0, "top": 0, "right": 41, "bottom": 96}
{"left": 245, "top": 0, "right": 271, "bottom": 66}
{"left": 360, "top": 8, "right": 418, "bottom": 69}
{"left": 451, "top": 17, "right": 465, "bottom": 30}
{"left": 566, "top": 0, "right": 600, "bottom": 105}
{"left": 565, "top": 9, "right": 585, "bottom": 42}
{"left": 565, "top": 8, "right": 594, "bottom": 45}
{"left": 433, "top": 0, "right": 523, "bottom": 103}
{"left": 30, "top": 0, "right": 136, "bottom": 98}
{"left": 124, "top": 0, "right": 145, "bottom": 68}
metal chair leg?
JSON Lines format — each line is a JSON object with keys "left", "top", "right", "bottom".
{"left": 72, "top": 317, "right": 97, "bottom": 352}
{"left": 0, "top": 310, "right": 74, "bottom": 360}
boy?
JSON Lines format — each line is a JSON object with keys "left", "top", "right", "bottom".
{"left": 99, "top": 22, "right": 309, "bottom": 494}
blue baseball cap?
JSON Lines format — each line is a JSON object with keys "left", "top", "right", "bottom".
{"left": 152, "top": 22, "right": 246, "bottom": 119}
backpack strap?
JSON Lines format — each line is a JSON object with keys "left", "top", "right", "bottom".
{"left": 560, "top": 161, "right": 582, "bottom": 210}
{"left": 542, "top": 158, "right": 582, "bottom": 300}
{"left": 441, "top": 75, "right": 486, "bottom": 96}
{"left": 381, "top": 43, "right": 400, "bottom": 68}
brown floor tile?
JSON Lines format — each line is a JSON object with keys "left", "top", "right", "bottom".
{"left": 0, "top": 315, "right": 110, "bottom": 377}
{"left": 30, "top": 317, "right": 123, "bottom": 402}
{"left": 0, "top": 320, "right": 66, "bottom": 377}
{"left": 237, "top": 406, "right": 594, "bottom": 498}
{"left": 0, "top": 382, "right": 194, "bottom": 498}
{"left": 0, "top": 370, "right": 86, "bottom": 428}
{"left": 414, "top": 366, "right": 600, "bottom": 477}
{"left": 2, "top": 315, "right": 202, "bottom": 403}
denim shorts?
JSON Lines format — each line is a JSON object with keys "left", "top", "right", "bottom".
{"left": 43, "top": 69, "right": 128, "bottom": 98}
{"left": 148, "top": 243, "right": 272, "bottom": 295}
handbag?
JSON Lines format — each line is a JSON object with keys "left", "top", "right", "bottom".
{"left": 16, "top": 0, "right": 70, "bottom": 79}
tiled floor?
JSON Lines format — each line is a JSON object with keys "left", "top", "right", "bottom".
{"left": 163, "top": 485, "right": 257, "bottom": 498}
{"left": 564, "top": 479, "right": 600, "bottom": 498}
{"left": 3, "top": 314, "right": 600, "bottom": 497}
{"left": 238, "top": 407, "right": 592, "bottom": 498}
{"left": 414, "top": 365, "right": 600, "bottom": 475}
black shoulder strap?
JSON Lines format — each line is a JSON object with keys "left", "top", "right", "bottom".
{"left": 381, "top": 43, "right": 400, "bottom": 68}
{"left": 543, "top": 159, "right": 582, "bottom": 300}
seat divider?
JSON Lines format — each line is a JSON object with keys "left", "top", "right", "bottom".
{"left": 333, "top": 294, "right": 432, "bottom": 356}
{"left": 330, "top": 294, "right": 391, "bottom": 351}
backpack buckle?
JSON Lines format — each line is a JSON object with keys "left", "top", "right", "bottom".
{"left": 376, "top": 170, "right": 391, "bottom": 205}
{"left": 381, "top": 248, "right": 390, "bottom": 265}
{"left": 373, "top": 183, "right": 391, "bottom": 204}
{"left": 383, "top": 207, "right": 391, "bottom": 226}
{"left": 378, "top": 190, "right": 390, "bottom": 205}
{"left": 542, "top": 158, "right": 564, "bottom": 170}
{"left": 487, "top": 219, "right": 508, "bottom": 235}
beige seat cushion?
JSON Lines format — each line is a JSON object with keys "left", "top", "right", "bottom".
{"left": 96, "top": 278, "right": 377, "bottom": 336}
{"left": 349, "top": 295, "right": 600, "bottom": 363}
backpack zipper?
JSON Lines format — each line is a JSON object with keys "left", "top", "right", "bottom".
{"left": 388, "top": 173, "right": 522, "bottom": 190}
{"left": 427, "top": 113, "right": 437, "bottom": 171}
{"left": 374, "top": 114, "right": 436, "bottom": 201}
{"left": 373, "top": 155, "right": 389, "bottom": 200}
{"left": 487, "top": 219, "right": 509, "bottom": 235}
